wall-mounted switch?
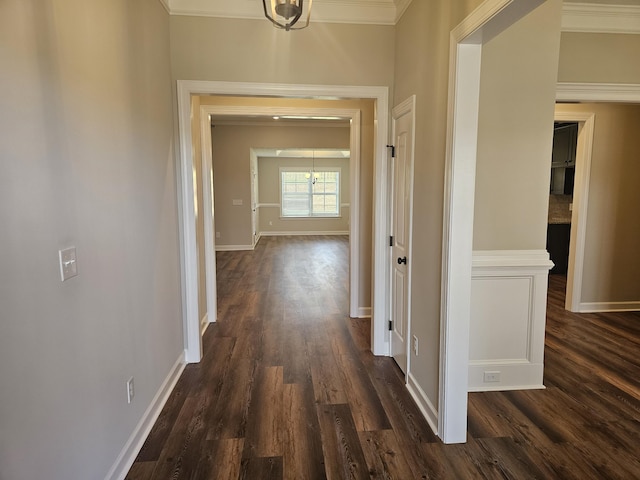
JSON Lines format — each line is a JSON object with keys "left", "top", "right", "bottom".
{"left": 58, "top": 247, "right": 78, "bottom": 282}
{"left": 127, "top": 377, "right": 135, "bottom": 404}
{"left": 232, "top": 199, "right": 243, "bottom": 206}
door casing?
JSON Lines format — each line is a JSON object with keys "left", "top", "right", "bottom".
{"left": 176, "top": 81, "right": 390, "bottom": 364}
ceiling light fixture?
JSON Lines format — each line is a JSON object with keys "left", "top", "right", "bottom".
{"left": 262, "top": 0, "right": 313, "bottom": 31}
{"left": 304, "top": 150, "right": 320, "bottom": 184}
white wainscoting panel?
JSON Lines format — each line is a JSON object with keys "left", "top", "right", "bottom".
{"left": 469, "top": 250, "right": 553, "bottom": 392}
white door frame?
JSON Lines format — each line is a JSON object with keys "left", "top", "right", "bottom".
{"left": 552, "top": 110, "right": 595, "bottom": 313}
{"left": 440, "top": 0, "right": 544, "bottom": 444}
{"left": 176, "top": 80, "right": 389, "bottom": 363}
{"left": 250, "top": 149, "right": 258, "bottom": 248}
{"left": 556, "top": 82, "right": 640, "bottom": 312}
{"left": 202, "top": 105, "right": 361, "bottom": 313}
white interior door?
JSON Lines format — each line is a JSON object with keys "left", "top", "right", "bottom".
{"left": 390, "top": 97, "right": 415, "bottom": 375}
{"left": 250, "top": 154, "right": 259, "bottom": 247}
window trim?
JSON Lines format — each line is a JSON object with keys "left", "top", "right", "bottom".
{"left": 280, "top": 166, "right": 341, "bottom": 219}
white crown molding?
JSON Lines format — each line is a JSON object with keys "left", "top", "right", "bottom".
{"left": 163, "top": 1, "right": 638, "bottom": 31}
{"left": 158, "top": 0, "right": 170, "bottom": 14}
{"left": 562, "top": 2, "right": 640, "bottom": 34}
{"left": 394, "top": 0, "right": 413, "bottom": 23}
{"left": 556, "top": 82, "right": 640, "bottom": 102}
{"left": 164, "top": 0, "right": 412, "bottom": 25}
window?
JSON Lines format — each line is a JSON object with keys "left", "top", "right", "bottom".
{"left": 281, "top": 168, "right": 340, "bottom": 217}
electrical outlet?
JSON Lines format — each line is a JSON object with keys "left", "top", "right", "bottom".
{"left": 216, "top": 232, "right": 221, "bottom": 238}
{"left": 127, "top": 377, "right": 135, "bottom": 403}
{"left": 413, "top": 335, "right": 419, "bottom": 356}
{"left": 483, "top": 371, "right": 501, "bottom": 383}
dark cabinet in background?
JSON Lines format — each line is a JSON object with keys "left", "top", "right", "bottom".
{"left": 547, "top": 223, "right": 571, "bottom": 275}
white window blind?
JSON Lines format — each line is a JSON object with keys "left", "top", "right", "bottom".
{"left": 281, "top": 168, "right": 340, "bottom": 218}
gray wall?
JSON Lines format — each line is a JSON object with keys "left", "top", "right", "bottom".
{"left": 474, "top": 1, "right": 563, "bottom": 250}
{"left": 558, "top": 32, "right": 640, "bottom": 84}
{"left": 211, "top": 126, "right": 350, "bottom": 245}
{"left": 0, "top": 1, "right": 182, "bottom": 479}
{"left": 170, "top": 15, "right": 395, "bottom": 87}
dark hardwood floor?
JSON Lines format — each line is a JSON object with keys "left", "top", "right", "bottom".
{"left": 127, "top": 237, "right": 640, "bottom": 479}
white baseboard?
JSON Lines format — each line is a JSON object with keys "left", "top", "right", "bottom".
{"left": 105, "top": 353, "right": 186, "bottom": 480}
{"left": 260, "top": 231, "right": 349, "bottom": 237}
{"left": 215, "top": 244, "right": 254, "bottom": 252}
{"left": 468, "top": 360, "right": 546, "bottom": 392}
{"left": 355, "top": 307, "right": 371, "bottom": 318}
{"left": 407, "top": 372, "right": 438, "bottom": 436}
{"left": 578, "top": 301, "right": 640, "bottom": 313}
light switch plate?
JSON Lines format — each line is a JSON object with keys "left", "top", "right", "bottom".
{"left": 232, "top": 199, "right": 243, "bottom": 206}
{"left": 59, "top": 247, "right": 78, "bottom": 281}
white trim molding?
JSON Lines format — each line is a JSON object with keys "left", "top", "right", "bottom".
{"left": 356, "top": 307, "right": 372, "bottom": 318}
{"left": 562, "top": 2, "right": 640, "bottom": 35}
{"left": 260, "top": 231, "right": 349, "bottom": 237}
{"left": 163, "top": 0, "right": 413, "bottom": 25}
{"left": 407, "top": 372, "right": 439, "bottom": 435}
{"left": 557, "top": 83, "right": 640, "bottom": 103}
{"left": 579, "top": 301, "right": 640, "bottom": 313}
{"left": 105, "top": 354, "right": 186, "bottom": 480}
{"left": 201, "top": 313, "right": 210, "bottom": 333}
{"left": 215, "top": 244, "right": 255, "bottom": 252}
{"left": 554, "top": 109, "right": 595, "bottom": 314}
{"left": 469, "top": 250, "right": 553, "bottom": 392}
{"left": 158, "top": 0, "right": 170, "bottom": 14}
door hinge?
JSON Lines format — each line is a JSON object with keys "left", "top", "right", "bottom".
{"left": 387, "top": 144, "right": 395, "bottom": 158}
{"left": 388, "top": 320, "right": 393, "bottom": 331}
{"left": 389, "top": 235, "right": 394, "bottom": 247}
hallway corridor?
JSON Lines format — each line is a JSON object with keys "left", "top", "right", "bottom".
{"left": 127, "top": 236, "right": 640, "bottom": 479}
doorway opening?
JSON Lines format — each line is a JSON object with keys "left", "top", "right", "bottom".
{"left": 176, "top": 82, "right": 390, "bottom": 365}
{"left": 552, "top": 110, "right": 595, "bottom": 313}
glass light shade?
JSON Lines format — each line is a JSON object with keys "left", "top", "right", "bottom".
{"left": 262, "top": 0, "right": 312, "bottom": 31}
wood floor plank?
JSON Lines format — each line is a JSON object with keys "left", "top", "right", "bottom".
{"left": 124, "top": 461, "right": 155, "bottom": 480}
{"left": 205, "top": 358, "right": 256, "bottom": 441}
{"left": 148, "top": 392, "right": 212, "bottom": 480}
{"left": 133, "top": 365, "right": 198, "bottom": 462}
{"left": 358, "top": 430, "right": 414, "bottom": 479}
{"left": 310, "top": 354, "right": 349, "bottom": 405}
{"left": 332, "top": 350, "right": 391, "bottom": 432}
{"left": 282, "top": 383, "right": 327, "bottom": 480}
{"left": 243, "top": 366, "right": 284, "bottom": 458}
{"left": 192, "top": 438, "right": 244, "bottom": 480}
{"left": 316, "top": 404, "right": 370, "bottom": 480}
{"left": 239, "top": 456, "right": 283, "bottom": 480}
